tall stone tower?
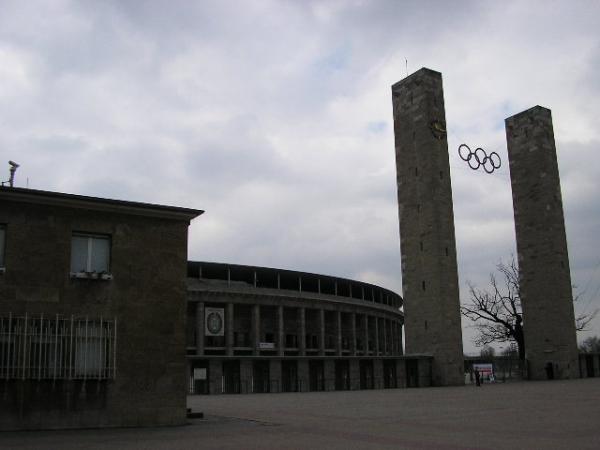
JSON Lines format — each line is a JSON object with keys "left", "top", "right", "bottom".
{"left": 391, "top": 68, "right": 464, "bottom": 386}
{"left": 505, "top": 106, "right": 579, "bottom": 380}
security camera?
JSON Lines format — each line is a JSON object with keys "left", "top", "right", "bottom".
{"left": 4, "top": 160, "right": 20, "bottom": 187}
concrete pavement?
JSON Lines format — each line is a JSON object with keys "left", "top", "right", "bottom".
{"left": 2, "top": 378, "right": 599, "bottom": 449}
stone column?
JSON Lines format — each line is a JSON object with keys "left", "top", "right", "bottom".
{"left": 270, "top": 360, "right": 282, "bottom": 393}
{"left": 505, "top": 105, "right": 578, "bottom": 380}
{"left": 336, "top": 311, "right": 343, "bottom": 356}
{"left": 195, "top": 302, "right": 204, "bottom": 356}
{"left": 297, "top": 360, "right": 309, "bottom": 392}
{"left": 399, "top": 322, "right": 404, "bottom": 356}
{"left": 382, "top": 319, "right": 388, "bottom": 356}
{"left": 349, "top": 359, "right": 360, "bottom": 390}
{"left": 374, "top": 317, "right": 380, "bottom": 356}
{"left": 226, "top": 303, "right": 234, "bottom": 356}
{"left": 278, "top": 305, "right": 284, "bottom": 357}
{"left": 392, "top": 68, "right": 464, "bottom": 385}
{"left": 299, "top": 307, "right": 306, "bottom": 356}
{"left": 324, "top": 359, "right": 335, "bottom": 391}
{"left": 373, "top": 359, "right": 384, "bottom": 389}
{"left": 319, "top": 309, "right": 325, "bottom": 356}
{"left": 392, "top": 321, "right": 398, "bottom": 355}
{"left": 252, "top": 304, "right": 261, "bottom": 356}
{"left": 363, "top": 314, "right": 369, "bottom": 355}
{"left": 240, "top": 360, "right": 253, "bottom": 394}
{"left": 209, "top": 360, "right": 223, "bottom": 395}
{"left": 396, "top": 359, "right": 407, "bottom": 388}
{"left": 350, "top": 313, "right": 357, "bottom": 356}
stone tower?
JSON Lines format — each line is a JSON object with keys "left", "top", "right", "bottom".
{"left": 391, "top": 68, "right": 464, "bottom": 386}
{"left": 505, "top": 106, "right": 579, "bottom": 380}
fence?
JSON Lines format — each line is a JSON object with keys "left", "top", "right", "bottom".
{"left": 0, "top": 313, "right": 117, "bottom": 380}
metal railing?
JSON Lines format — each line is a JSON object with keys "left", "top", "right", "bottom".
{"left": 0, "top": 313, "right": 117, "bottom": 380}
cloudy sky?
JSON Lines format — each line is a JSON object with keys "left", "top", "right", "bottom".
{"left": 2, "top": 0, "right": 599, "bottom": 354}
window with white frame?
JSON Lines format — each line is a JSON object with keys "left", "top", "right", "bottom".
{"left": 70, "top": 233, "right": 111, "bottom": 277}
{"left": 0, "top": 225, "right": 6, "bottom": 270}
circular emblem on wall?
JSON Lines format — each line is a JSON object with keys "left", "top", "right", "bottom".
{"left": 206, "top": 311, "right": 223, "bottom": 335}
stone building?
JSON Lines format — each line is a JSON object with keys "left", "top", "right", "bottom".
{"left": 391, "top": 68, "right": 464, "bottom": 386}
{"left": 505, "top": 106, "right": 579, "bottom": 380}
{"left": 579, "top": 353, "right": 600, "bottom": 378}
{"left": 186, "top": 261, "right": 432, "bottom": 394}
{"left": 0, "top": 186, "right": 202, "bottom": 430}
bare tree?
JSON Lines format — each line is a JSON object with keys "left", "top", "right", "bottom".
{"left": 461, "top": 257, "right": 597, "bottom": 361}
{"left": 574, "top": 293, "right": 598, "bottom": 332}
{"left": 579, "top": 336, "right": 600, "bottom": 353}
{"left": 479, "top": 345, "right": 496, "bottom": 360}
{"left": 461, "top": 258, "right": 525, "bottom": 360}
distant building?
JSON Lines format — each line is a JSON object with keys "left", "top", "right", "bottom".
{"left": 0, "top": 187, "right": 202, "bottom": 430}
{"left": 579, "top": 353, "right": 600, "bottom": 378}
{"left": 185, "top": 261, "right": 432, "bottom": 394}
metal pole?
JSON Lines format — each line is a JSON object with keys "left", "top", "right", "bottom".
{"left": 53, "top": 314, "right": 59, "bottom": 381}
{"left": 83, "top": 317, "right": 88, "bottom": 381}
{"left": 69, "top": 315, "right": 74, "bottom": 379}
{"left": 38, "top": 314, "right": 43, "bottom": 380}
{"left": 22, "top": 312, "right": 28, "bottom": 380}
{"left": 6, "top": 313, "right": 12, "bottom": 380}
{"left": 113, "top": 318, "right": 117, "bottom": 379}
{"left": 99, "top": 316, "right": 103, "bottom": 380}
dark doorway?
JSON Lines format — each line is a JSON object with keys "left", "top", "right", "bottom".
{"left": 253, "top": 360, "right": 270, "bottom": 393}
{"left": 335, "top": 360, "right": 350, "bottom": 390}
{"left": 406, "top": 359, "right": 419, "bottom": 387}
{"left": 585, "top": 355, "right": 595, "bottom": 377}
{"left": 309, "top": 360, "right": 325, "bottom": 391}
{"left": 190, "top": 360, "right": 209, "bottom": 394}
{"left": 282, "top": 360, "right": 298, "bottom": 392}
{"left": 359, "top": 360, "right": 374, "bottom": 389}
{"left": 383, "top": 360, "right": 397, "bottom": 388}
{"left": 545, "top": 362, "right": 554, "bottom": 380}
{"left": 223, "top": 360, "right": 241, "bottom": 394}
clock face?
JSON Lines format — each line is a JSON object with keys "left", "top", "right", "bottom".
{"left": 206, "top": 312, "right": 223, "bottom": 335}
{"left": 429, "top": 120, "right": 447, "bottom": 140}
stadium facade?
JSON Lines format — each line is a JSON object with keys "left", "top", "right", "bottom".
{"left": 186, "top": 261, "right": 431, "bottom": 395}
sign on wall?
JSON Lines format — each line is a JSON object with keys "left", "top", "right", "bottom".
{"left": 473, "top": 363, "right": 494, "bottom": 376}
{"left": 205, "top": 307, "right": 224, "bottom": 336}
{"left": 259, "top": 342, "right": 275, "bottom": 350}
{"left": 193, "top": 368, "right": 207, "bottom": 380}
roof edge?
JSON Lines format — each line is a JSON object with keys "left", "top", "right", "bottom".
{"left": 0, "top": 186, "right": 204, "bottom": 221}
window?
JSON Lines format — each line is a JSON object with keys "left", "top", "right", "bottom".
{"left": 0, "top": 225, "right": 5, "bottom": 271}
{"left": 70, "top": 233, "right": 111, "bottom": 279}
{"left": 285, "top": 334, "right": 298, "bottom": 348}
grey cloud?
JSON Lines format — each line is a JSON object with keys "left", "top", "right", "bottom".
{"left": 2, "top": 0, "right": 600, "bottom": 354}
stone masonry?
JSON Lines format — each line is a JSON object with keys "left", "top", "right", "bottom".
{"left": 0, "top": 187, "right": 202, "bottom": 430}
{"left": 391, "top": 68, "right": 464, "bottom": 386}
{"left": 505, "top": 106, "right": 579, "bottom": 380}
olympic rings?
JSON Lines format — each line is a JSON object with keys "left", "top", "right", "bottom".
{"left": 458, "top": 144, "right": 501, "bottom": 174}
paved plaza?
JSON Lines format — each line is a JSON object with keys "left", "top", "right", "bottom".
{"left": 1, "top": 378, "right": 599, "bottom": 449}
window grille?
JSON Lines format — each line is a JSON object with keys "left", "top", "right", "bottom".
{"left": 0, "top": 313, "right": 117, "bottom": 380}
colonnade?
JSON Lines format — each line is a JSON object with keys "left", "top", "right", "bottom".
{"left": 194, "top": 302, "right": 403, "bottom": 357}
